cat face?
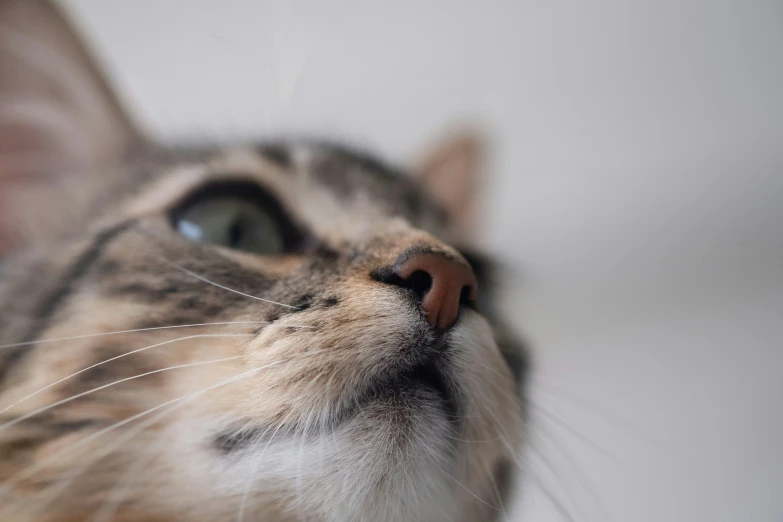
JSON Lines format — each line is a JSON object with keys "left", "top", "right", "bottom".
{"left": 0, "top": 2, "right": 526, "bottom": 521}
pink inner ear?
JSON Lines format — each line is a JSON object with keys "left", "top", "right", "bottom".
{"left": 416, "top": 132, "right": 484, "bottom": 237}
{"left": 0, "top": 102, "right": 89, "bottom": 180}
{"left": 0, "top": 107, "right": 87, "bottom": 256}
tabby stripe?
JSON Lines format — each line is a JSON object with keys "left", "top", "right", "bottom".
{"left": 0, "top": 220, "right": 135, "bottom": 387}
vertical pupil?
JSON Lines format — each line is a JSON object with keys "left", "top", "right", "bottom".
{"left": 228, "top": 218, "right": 244, "bottom": 248}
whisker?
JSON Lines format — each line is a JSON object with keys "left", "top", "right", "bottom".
{"left": 0, "top": 353, "right": 243, "bottom": 435}
{"left": 532, "top": 419, "right": 615, "bottom": 522}
{"left": 0, "top": 321, "right": 269, "bottom": 350}
{"left": 29, "top": 410, "right": 263, "bottom": 520}
{"left": 237, "top": 406, "right": 300, "bottom": 522}
{"left": 446, "top": 472, "right": 498, "bottom": 511}
{"left": 474, "top": 373, "right": 584, "bottom": 522}
{"left": 0, "top": 333, "right": 254, "bottom": 417}
{"left": 235, "top": 434, "right": 270, "bottom": 522}
{"left": 527, "top": 442, "right": 592, "bottom": 522}
{"left": 527, "top": 401, "right": 629, "bottom": 466}
{"left": 160, "top": 257, "right": 300, "bottom": 310}
{"left": 260, "top": 257, "right": 298, "bottom": 296}
{"left": 442, "top": 432, "right": 504, "bottom": 444}
{"left": 0, "top": 349, "right": 327, "bottom": 506}
{"left": 526, "top": 471, "right": 577, "bottom": 522}
{"left": 534, "top": 378, "right": 651, "bottom": 443}
{"left": 288, "top": 374, "right": 327, "bottom": 511}
{"left": 132, "top": 224, "right": 300, "bottom": 309}
{"left": 91, "top": 428, "right": 169, "bottom": 522}
{"left": 0, "top": 362, "right": 259, "bottom": 516}
{"left": 484, "top": 461, "right": 509, "bottom": 522}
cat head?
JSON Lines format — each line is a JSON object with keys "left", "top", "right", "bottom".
{"left": 0, "top": 1, "right": 526, "bottom": 521}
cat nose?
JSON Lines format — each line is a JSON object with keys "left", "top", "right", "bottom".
{"left": 394, "top": 253, "right": 478, "bottom": 330}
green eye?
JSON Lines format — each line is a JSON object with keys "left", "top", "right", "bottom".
{"left": 171, "top": 181, "right": 301, "bottom": 255}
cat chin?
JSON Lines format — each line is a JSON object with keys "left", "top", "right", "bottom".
{"left": 162, "top": 310, "right": 518, "bottom": 521}
{"left": 220, "top": 405, "right": 460, "bottom": 522}
{"left": 211, "top": 315, "right": 518, "bottom": 521}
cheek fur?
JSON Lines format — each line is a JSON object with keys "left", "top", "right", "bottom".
{"left": 239, "top": 281, "right": 428, "bottom": 425}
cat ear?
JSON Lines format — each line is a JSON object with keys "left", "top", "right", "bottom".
{"left": 414, "top": 130, "right": 485, "bottom": 237}
{"left": 0, "top": 0, "right": 139, "bottom": 254}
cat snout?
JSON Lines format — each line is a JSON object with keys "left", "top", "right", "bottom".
{"left": 388, "top": 252, "right": 478, "bottom": 330}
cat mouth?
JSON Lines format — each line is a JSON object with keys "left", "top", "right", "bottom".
{"left": 213, "top": 359, "right": 460, "bottom": 455}
{"left": 344, "top": 357, "right": 460, "bottom": 424}
{"left": 213, "top": 357, "right": 459, "bottom": 454}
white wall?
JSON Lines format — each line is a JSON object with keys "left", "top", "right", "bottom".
{"left": 65, "top": 1, "right": 783, "bottom": 520}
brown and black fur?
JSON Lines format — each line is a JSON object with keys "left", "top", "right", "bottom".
{"left": 0, "top": 1, "right": 526, "bottom": 521}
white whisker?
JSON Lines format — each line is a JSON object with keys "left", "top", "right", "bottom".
{"left": 446, "top": 471, "right": 498, "bottom": 511}
{"left": 532, "top": 420, "right": 615, "bottom": 522}
{"left": 0, "top": 349, "right": 327, "bottom": 506}
{"left": 91, "top": 427, "right": 170, "bottom": 522}
{"left": 534, "top": 379, "right": 668, "bottom": 450}
{"left": 527, "top": 471, "right": 577, "bottom": 522}
{"left": 527, "top": 442, "right": 592, "bottom": 522}
{"left": 237, "top": 405, "right": 300, "bottom": 522}
{"left": 0, "top": 333, "right": 254, "bottom": 417}
{"left": 0, "top": 364, "right": 259, "bottom": 516}
{"left": 160, "top": 258, "right": 300, "bottom": 310}
{"left": 0, "top": 321, "right": 266, "bottom": 350}
{"left": 0, "top": 353, "right": 243, "bottom": 435}
{"left": 131, "top": 224, "right": 300, "bottom": 309}
{"left": 484, "top": 461, "right": 509, "bottom": 522}
{"left": 528, "top": 401, "right": 628, "bottom": 466}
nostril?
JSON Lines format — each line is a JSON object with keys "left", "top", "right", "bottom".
{"left": 405, "top": 270, "right": 433, "bottom": 300}
{"left": 373, "top": 251, "right": 478, "bottom": 331}
{"left": 459, "top": 284, "right": 475, "bottom": 308}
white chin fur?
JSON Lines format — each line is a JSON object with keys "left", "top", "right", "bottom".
{"left": 210, "top": 311, "right": 519, "bottom": 522}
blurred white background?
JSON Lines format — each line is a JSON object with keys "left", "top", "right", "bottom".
{"left": 64, "top": 1, "right": 783, "bottom": 520}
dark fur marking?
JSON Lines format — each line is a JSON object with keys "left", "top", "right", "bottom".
{"left": 322, "top": 296, "right": 339, "bottom": 307}
{"left": 32, "top": 221, "right": 135, "bottom": 326}
{"left": 290, "top": 294, "right": 313, "bottom": 311}
{"left": 49, "top": 419, "right": 102, "bottom": 436}
{"left": 256, "top": 143, "right": 291, "bottom": 169}
{"left": 298, "top": 244, "right": 343, "bottom": 277}
{"left": 0, "top": 419, "right": 101, "bottom": 460}
{"left": 309, "top": 244, "right": 340, "bottom": 263}
{"left": 213, "top": 426, "right": 266, "bottom": 453}
{"left": 168, "top": 255, "right": 277, "bottom": 304}
{"left": 491, "top": 458, "right": 515, "bottom": 508}
{"left": 497, "top": 336, "right": 529, "bottom": 387}
{"left": 133, "top": 316, "right": 207, "bottom": 330}
{"left": 94, "top": 258, "right": 121, "bottom": 278}
{"left": 0, "top": 220, "right": 135, "bottom": 387}
{"left": 41, "top": 343, "right": 165, "bottom": 401}
{"left": 265, "top": 293, "right": 313, "bottom": 323}
{"left": 111, "top": 282, "right": 184, "bottom": 302}
{"left": 2, "top": 436, "right": 42, "bottom": 457}
{"left": 402, "top": 190, "right": 425, "bottom": 221}
{"left": 201, "top": 305, "right": 227, "bottom": 317}
{"left": 80, "top": 364, "right": 110, "bottom": 384}
{"left": 304, "top": 141, "right": 448, "bottom": 225}
{"left": 178, "top": 296, "right": 201, "bottom": 309}
{"left": 321, "top": 143, "right": 405, "bottom": 181}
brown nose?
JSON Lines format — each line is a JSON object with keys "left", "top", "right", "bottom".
{"left": 395, "top": 253, "right": 478, "bottom": 330}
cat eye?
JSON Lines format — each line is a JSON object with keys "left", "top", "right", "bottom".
{"left": 170, "top": 180, "right": 302, "bottom": 255}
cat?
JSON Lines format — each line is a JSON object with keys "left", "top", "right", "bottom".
{"left": 0, "top": 1, "right": 527, "bottom": 521}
